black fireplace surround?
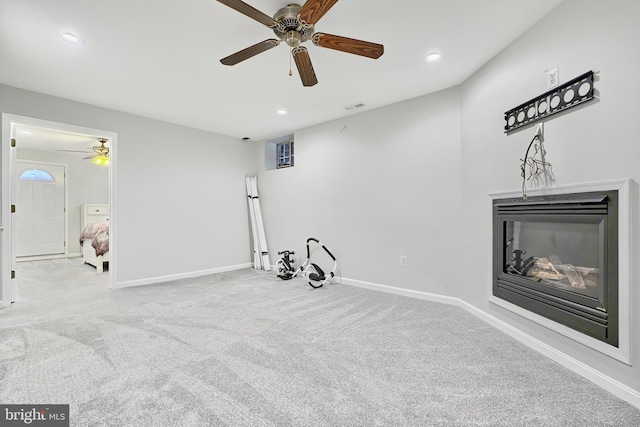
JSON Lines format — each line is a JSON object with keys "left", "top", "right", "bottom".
{"left": 493, "top": 190, "right": 618, "bottom": 347}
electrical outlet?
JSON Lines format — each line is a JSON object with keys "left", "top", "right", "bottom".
{"left": 400, "top": 256, "right": 408, "bottom": 267}
{"left": 547, "top": 67, "right": 559, "bottom": 89}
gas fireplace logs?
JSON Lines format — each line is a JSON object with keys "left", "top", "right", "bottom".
{"left": 525, "top": 256, "right": 599, "bottom": 289}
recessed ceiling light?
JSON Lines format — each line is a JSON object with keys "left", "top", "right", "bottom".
{"left": 21, "top": 131, "right": 33, "bottom": 135}
{"left": 60, "top": 32, "right": 85, "bottom": 45}
{"left": 277, "top": 109, "right": 288, "bottom": 115}
{"left": 425, "top": 52, "right": 441, "bottom": 62}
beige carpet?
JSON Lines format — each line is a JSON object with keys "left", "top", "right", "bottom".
{"left": 1, "top": 258, "right": 639, "bottom": 426}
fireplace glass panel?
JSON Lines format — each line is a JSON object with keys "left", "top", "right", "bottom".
{"left": 504, "top": 220, "right": 602, "bottom": 299}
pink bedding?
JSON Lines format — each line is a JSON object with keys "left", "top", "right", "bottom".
{"left": 79, "top": 221, "right": 110, "bottom": 256}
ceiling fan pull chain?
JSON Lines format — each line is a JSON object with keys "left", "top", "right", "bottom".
{"left": 289, "top": 47, "right": 293, "bottom": 76}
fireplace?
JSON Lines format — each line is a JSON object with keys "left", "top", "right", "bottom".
{"left": 493, "top": 189, "right": 621, "bottom": 347}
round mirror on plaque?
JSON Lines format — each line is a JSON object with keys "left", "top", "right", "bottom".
{"left": 563, "top": 89, "right": 575, "bottom": 103}
{"left": 538, "top": 100, "right": 547, "bottom": 114}
{"left": 578, "top": 81, "right": 591, "bottom": 97}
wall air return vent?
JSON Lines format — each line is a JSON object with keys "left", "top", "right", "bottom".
{"left": 345, "top": 102, "right": 365, "bottom": 111}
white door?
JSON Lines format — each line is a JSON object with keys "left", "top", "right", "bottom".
{"left": 15, "top": 161, "right": 65, "bottom": 257}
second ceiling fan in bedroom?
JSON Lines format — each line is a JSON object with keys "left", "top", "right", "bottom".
{"left": 217, "top": 0, "right": 384, "bottom": 86}
{"left": 58, "top": 137, "right": 110, "bottom": 165}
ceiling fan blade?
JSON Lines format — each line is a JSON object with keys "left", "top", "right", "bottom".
{"left": 57, "top": 149, "right": 91, "bottom": 153}
{"left": 220, "top": 39, "right": 280, "bottom": 65}
{"left": 292, "top": 46, "right": 318, "bottom": 87}
{"left": 299, "top": 0, "right": 339, "bottom": 25}
{"left": 82, "top": 155, "right": 95, "bottom": 160}
{"left": 217, "top": 0, "right": 278, "bottom": 28}
{"left": 312, "top": 33, "right": 384, "bottom": 59}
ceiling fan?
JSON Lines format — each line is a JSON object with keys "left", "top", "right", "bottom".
{"left": 217, "top": 0, "right": 384, "bottom": 86}
{"left": 58, "top": 137, "right": 110, "bottom": 165}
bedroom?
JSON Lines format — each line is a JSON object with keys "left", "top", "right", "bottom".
{"left": 1, "top": 0, "right": 640, "bottom": 422}
{"left": 14, "top": 126, "right": 110, "bottom": 272}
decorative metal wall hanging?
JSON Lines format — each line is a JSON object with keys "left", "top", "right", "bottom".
{"left": 504, "top": 70, "right": 594, "bottom": 133}
{"left": 520, "top": 134, "right": 554, "bottom": 200}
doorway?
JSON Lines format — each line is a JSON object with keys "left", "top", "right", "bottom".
{"left": 15, "top": 161, "right": 67, "bottom": 258}
{"left": 1, "top": 114, "right": 118, "bottom": 306}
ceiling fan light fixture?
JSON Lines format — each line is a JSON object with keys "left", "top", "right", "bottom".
{"left": 93, "top": 155, "right": 109, "bottom": 166}
{"left": 284, "top": 31, "right": 302, "bottom": 47}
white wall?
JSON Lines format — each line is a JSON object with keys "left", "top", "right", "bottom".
{"left": 0, "top": 84, "right": 254, "bottom": 285}
{"left": 17, "top": 148, "right": 109, "bottom": 254}
{"left": 255, "top": 0, "right": 640, "bottom": 400}
{"left": 256, "top": 87, "right": 462, "bottom": 296}
{"left": 459, "top": 0, "right": 640, "bottom": 393}
{"left": 1, "top": 0, "right": 638, "bottom": 400}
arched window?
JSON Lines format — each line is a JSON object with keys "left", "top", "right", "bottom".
{"left": 19, "top": 169, "right": 54, "bottom": 182}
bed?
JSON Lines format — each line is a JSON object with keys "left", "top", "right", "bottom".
{"left": 79, "top": 204, "right": 110, "bottom": 272}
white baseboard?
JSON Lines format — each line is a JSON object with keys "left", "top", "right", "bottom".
{"left": 16, "top": 253, "right": 82, "bottom": 262}
{"left": 341, "top": 277, "right": 460, "bottom": 306}
{"left": 113, "top": 263, "right": 252, "bottom": 289}
{"left": 341, "top": 276, "right": 640, "bottom": 410}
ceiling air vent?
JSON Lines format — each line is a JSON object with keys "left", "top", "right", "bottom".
{"left": 345, "top": 102, "right": 365, "bottom": 111}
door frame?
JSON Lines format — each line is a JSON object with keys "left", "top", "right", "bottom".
{"left": 15, "top": 160, "right": 69, "bottom": 259}
{"left": 1, "top": 114, "right": 118, "bottom": 306}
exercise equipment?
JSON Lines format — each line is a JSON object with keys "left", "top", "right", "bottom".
{"left": 302, "top": 238, "right": 337, "bottom": 288}
{"left": 276, "top": 237, "right": 337, "bottom": 288}
{"left": 276, "top": 250, "right": 297, "bottom": 280}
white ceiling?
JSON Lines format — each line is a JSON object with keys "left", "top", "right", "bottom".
{"left": 0, "top": 0, "right": 565, "bottom": 147}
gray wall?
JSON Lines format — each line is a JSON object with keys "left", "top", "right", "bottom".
{"left": 17, "top": 148, "right": 109, "bottom": 254}
{"left": 1, "top": 0, "right": 638, "bottom": 402}
{"left": 256, "top": 87, "right": 462, "bottom": 296}
{"left": 1, "top": 84, "right": 254, "bottom": 284}
{"left": 459, "top": 0, "right": 640, "bottom": 394}
{"left": 255, "top": 0, "right": 640, "bottom": 399}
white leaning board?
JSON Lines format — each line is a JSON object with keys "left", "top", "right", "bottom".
{"left": 245, "top": 177, "right": 260, "bottom": 269}
{"left": 246, "top": 176, "right": 270, "bottom": 271}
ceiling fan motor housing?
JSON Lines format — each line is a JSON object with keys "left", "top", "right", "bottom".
{"left": 273, "top": 3, "right": 314, "bottom": 47}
